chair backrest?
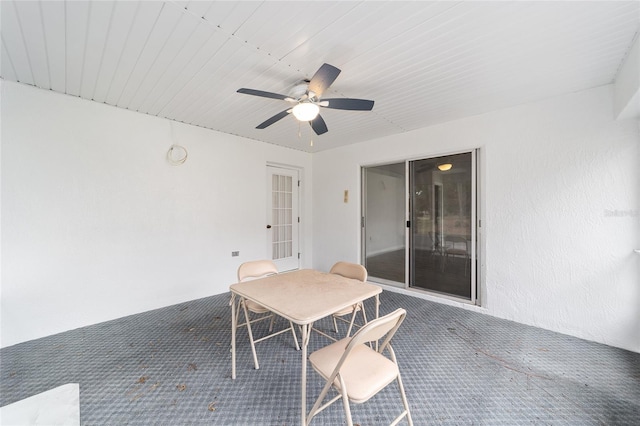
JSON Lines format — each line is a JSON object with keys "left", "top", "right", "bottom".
{"left": 237, "top": 260, "right": 278, "bottom": 282}
{"left": 346, "top": 308, "right": 406, "bottom": 355}
{"left": 329, "top": 261, "right": 368, "bottom": 282}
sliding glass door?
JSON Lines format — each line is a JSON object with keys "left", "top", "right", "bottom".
{"left": 362, "top": 151, "right": 477, "bottom": 302}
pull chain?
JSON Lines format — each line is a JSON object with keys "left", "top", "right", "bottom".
{"left": 297, "top": 121, "right": 312, "bottom": 146}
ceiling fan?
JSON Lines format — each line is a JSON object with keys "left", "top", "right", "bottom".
{"left": 237, "top": 63, "right": 374, "bottom": 136}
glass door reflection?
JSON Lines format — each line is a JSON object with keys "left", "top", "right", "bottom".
{"left": 362, "top": 162, "right": 406, "bottom": 286}
{"left": 410, "top": 153, "right": 474, "bottom": 299}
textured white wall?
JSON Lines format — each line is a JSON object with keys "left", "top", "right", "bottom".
{"left": 614, "top": 33, "right": 640, "bottom": 120}
{"left": 1, "top": 81, "right": 313, "bottom": 348}
{"left": 312, "top": 85, "right": 640, "bottom": 353}
{"left": 3, "top": 81, "right": 638, "bottom": 353}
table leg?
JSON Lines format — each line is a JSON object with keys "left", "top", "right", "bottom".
{"left": 242, "top": 298, "right": 260, "bottom": 370}
{"left": 231, "top": 294, "right": 236, "bottom": 380}
{"left": 300, "top": 323, "right": 310, "bottom": 426}
{"left": 375, "top": 294, "right": 380, "bottom": 352}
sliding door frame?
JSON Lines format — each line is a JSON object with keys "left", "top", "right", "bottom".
{"left": 361, "top": 149, "right": 480, "bottom": 305}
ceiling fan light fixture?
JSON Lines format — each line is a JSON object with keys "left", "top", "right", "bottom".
{"left": 292, "top": 102, "right": 319, "bottom": 122}
{"left": 438, "top": 163, "right": 453, "bottom": 171}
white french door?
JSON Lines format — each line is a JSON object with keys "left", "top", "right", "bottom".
{"left": 267, "top": 166, "right": 300, "bottom": 272}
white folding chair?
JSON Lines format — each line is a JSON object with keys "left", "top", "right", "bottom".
{"left": 306, "top": 308, "right": 413, "bottom": 426}
{"left": 327, "top": 262, "right": 369, "bottom": 339}
{"left": 233, "top": 260, "right": 299, "bottom": 370}
{"left": 443, "top": 235, "right": 470, "bottom": 276}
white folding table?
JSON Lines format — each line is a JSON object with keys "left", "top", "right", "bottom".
{"left": 230, "top": 269, "right": 381, "bottom": 425}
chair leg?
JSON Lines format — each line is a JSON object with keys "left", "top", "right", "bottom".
{"left": 268, "top": 314, "right": 275, "bottom": 332}
{"left": 345, "top": 302, "right": 368, "bottom": 337}
{"left": 345, "top": 307, "right": 358, "bottom": 337}
{"left": 339, "top": 378, "right": 353, "bottom": 426}
{"left": 234, "top": 299, "right": 244, "bottom": 325}
{"left": 332, "top": 316, "right": 339, "bottom": 333}
{"left": 311, "top": 325, "right": 338, "bottom": 342}
{"left": 396, "top": 373, "right": 413, "bottom": 426}
{"left": 306, "top": 375, "right": 341, "bottom": 426}
{"left": 289, "top": 321, "right": 300, "bottom": 350}
{"left": 241, "top": 301, "right": 260, "bottom": 370}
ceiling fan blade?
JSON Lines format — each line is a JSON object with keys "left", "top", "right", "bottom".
{"left": 308, "top": 64, "right": 341, "bottom": 98}
{"left": 309, "top": 114, "right": 328, "bottom": 135}
{"left": 237, "top": 88, "right": 289, "bottom": 101}
{"left": 256, "top": 109, "right": 291, "bottom": 129}
{"left": 321, "top": 98, "right": 375, "bottom": 111}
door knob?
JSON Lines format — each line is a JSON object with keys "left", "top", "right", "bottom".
{"left": 266, "top": 225, "right": 272, "bottom": 229}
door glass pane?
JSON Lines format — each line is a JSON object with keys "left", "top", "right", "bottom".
{"left": 363, "top": 163, "right": 406, "bottom": 285}
{"left": 410, "top": 153, "right": 473, "bottom": 299}
{"left": 272, "top": 174, "right": 293, "bottom": 260}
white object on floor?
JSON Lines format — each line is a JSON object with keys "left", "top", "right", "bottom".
{"left": 0, "top": 383, "right": 80, "bottom": 426}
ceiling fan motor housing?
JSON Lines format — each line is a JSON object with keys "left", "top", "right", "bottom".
{"left": 289, "top": 81, "right": 310, "bottom": 100}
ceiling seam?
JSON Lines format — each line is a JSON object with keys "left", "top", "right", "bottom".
{"left": 90, "top": 1, "right": 117, "bottom": 101}
{"left": 0, "top": 35, "right": 19, "bottom": 82}
{"left": 78, "top": 1, "right": 92, "bottom": 98}
{"left": 612, "top": 28, "right": 640, "bottom": 84}
{"left": 145, "top": 23, "right": 220, "bottom": 116}
{"left": 113, "top": 2, "right": 166, "bottom": 107}
{"left": 340, "top": 1, "right": 466, "bottom": 71}
{"left": 12, "top": 1, "right": 37, "bottom": 86}
{"left": 37, "top": 0, "right": 52, "bottom": 90}
{"left": 166, "top": 1, "right": 304, "bottom": 80}
{"left": 131, "top": 19, "right": 201, "bottom": 112}
{"left": 123, "top": 8, "right": 185, "bottom": 110}
{"left": 104, "top": 1, "right": 142, "bottom": 106}
{"left": 229, "top": 0, "right": 263, "bottom": 37}
{"left": 63, "top": 0, "right": 66, "bottom": 93}
{"left": 154, "top": 35, "right": 233, "bottom": 119}
{"left": 276, "top": 1, "right": 363, "bottom": 63}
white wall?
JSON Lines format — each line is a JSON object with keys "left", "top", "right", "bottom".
{"left": 312, "top": 85, "right": 640, "bottom": 353}
{"left": 1, "top": 81, "right": 313, "bottom": 348}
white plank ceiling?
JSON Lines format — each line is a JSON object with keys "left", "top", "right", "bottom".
{"left": 2, "top": 1, "right": 639, "bottom": 152}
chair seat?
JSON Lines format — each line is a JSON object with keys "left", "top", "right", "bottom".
{"left": 446, "top": 248, "right": 467, "bottom": 256}
{"left": 244, "top": 299, "right": 270, "bottom": 314}
{"left": 309, "top": 338, "right": 399, "bottom": 404}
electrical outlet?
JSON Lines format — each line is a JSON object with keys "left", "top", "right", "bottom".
{"left": 231, "top": 251, "right": 239, "bottom": 257}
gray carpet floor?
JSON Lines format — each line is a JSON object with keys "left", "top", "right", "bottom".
{"left": 1, "top": 291, "right": 639, "bottom": 425}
